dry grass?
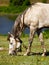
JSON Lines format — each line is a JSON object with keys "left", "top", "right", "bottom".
{"left": 0, "top": 0, "right": 9, "bottom": 6}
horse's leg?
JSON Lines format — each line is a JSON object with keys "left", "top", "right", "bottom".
{"left": 37, "top": 30, "right": 46, "bottom": 56}
{"left": 24, "top": 26, "right": 36, "bottom": 56}
{"left": 18, "top": 45, "right": 22, "bottom": 52}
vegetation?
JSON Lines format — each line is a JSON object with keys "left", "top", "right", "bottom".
{"left": 0, "top": 6, "right": 27, "bottom": 14}
{"left": 0, "top": 0, "right": 47, "bottom": 14}
{"left": 30, "top": 0, "right": 47, "bottom": 3}
{"left": 43, "top": 29, "right": 49, "bottom": 39}
{"left": 0, "top": 35, "right": 49, "bottom": 65}
{"left": 0, "top": 0, "right": 30, "bottom": 15}
{"left": 42, "top": 0, "right": 47, "bottom": 3}
{"left": 10, "top": 0, "right": 30, "bottom": 6}
{"left": 0, "top": 0, "right": 9, "bottom": 6}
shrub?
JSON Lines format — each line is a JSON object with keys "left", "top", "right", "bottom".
{"left": 42, "top": 0, "right": 47, "bottom": 3}
{"left": 10, "top": 0, "right": 30, "bottom": 6}
{"left": 43, "top": 30, "right": 49, "bottom": 39}
{"left": 23, "top": 0, "right": 30, "bottom": 6}
{"left": 10, "top": 0, "right": 24, "bottom": 6}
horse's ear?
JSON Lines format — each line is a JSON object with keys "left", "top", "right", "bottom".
{"left": 8, "top": 32, "right": 11, "bottom": 37}
{"left": 7, "top": 32, "right": 14, "bottom": 41}
{"left": 8, "top": 32, "right": 11, "bottom": 35}
{"left": 7, "top": 32, "right": 11, "bottom": 41}
{"left": 8, "top": 32, "right": 14, "bottom": 37}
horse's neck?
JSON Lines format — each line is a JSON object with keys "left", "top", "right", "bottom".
{"left": 11, "top": 10, "right": 27, "bottom": 36}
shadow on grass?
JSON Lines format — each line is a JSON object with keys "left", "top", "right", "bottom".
{"left": 30, "top": 52, "right": 42, "bottom": 56}
{"left": 11, "top": 51, "right": 49, "bottom": 56}
{"left": 29, "top": 51, "right": 49, "bottom": 56}
{"left": 45, "top": 51, "right": 49, "bottom": 56}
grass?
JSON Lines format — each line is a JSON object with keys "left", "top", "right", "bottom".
{"left": 0, "top": 5, "right": 27, "bottom": 15}
{"left": 0, "top": 35, "right": 49, "bottom": 65}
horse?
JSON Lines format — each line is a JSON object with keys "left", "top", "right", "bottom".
{"left": 7, "top": 2, "right": 49, "bottom": 56}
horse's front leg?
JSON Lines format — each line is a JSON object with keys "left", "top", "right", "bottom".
{"left": 24, "top": 26, "right": 36, "bottom": 56}
{"left": 37, "top": 30, "right": 46, "bottom": 56}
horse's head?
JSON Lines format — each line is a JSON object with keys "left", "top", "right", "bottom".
{"left": 7, "top": 32, "right": 22, "bottom": 55}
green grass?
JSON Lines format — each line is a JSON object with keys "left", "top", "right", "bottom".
{"left": 0, "top": 5, "right": 27, "bottom": 15}
{"left": 0, "top": 35, "right": 49, "bottom": 65}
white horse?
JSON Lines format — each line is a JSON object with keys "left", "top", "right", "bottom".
{"left": 7, "top": 2, "right": 49, "bottom": 56}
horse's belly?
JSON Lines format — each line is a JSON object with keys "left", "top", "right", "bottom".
{"left": 38, "top": 21, "right": 49, "bottom": 28}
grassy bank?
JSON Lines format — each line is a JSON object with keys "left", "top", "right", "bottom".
{"left": 0, "top": 5, "right": 27, "bottom": 15}
{"left": 0, "top": 35, "right": 49, "bottom": 65}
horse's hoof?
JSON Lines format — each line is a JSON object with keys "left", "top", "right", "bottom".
{"left": 24, "top": 52, "right": 30, "bottom": 56}
{"left": 24, "top": 53, "right": 27, "bottom": 56}
{"left": 42, "top": 53, "right": 45, "bottom": 56}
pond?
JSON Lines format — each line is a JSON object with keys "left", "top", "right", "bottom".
{"left": 0, "top": 16, "right": 30, "bottom": 35}
{"left": 0, "top": 16, "right": 14, "bottom": 34}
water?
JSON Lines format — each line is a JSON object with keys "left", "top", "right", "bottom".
{"left": 0, "top": 16, "right": 14, "bottom": 34}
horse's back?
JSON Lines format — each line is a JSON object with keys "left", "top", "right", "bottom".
{"left": 36, "top": 2, "right": 49, "bottom": 6}
{"left": 24, "top": 3, "right": 49, "bottom": 28}
{"left": 37, "top": 3, "right": 49, "bottom": 28}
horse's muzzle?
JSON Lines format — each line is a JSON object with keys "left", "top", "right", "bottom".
{"left": 9, "top": 50, "right": 16, "bottom": 55}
